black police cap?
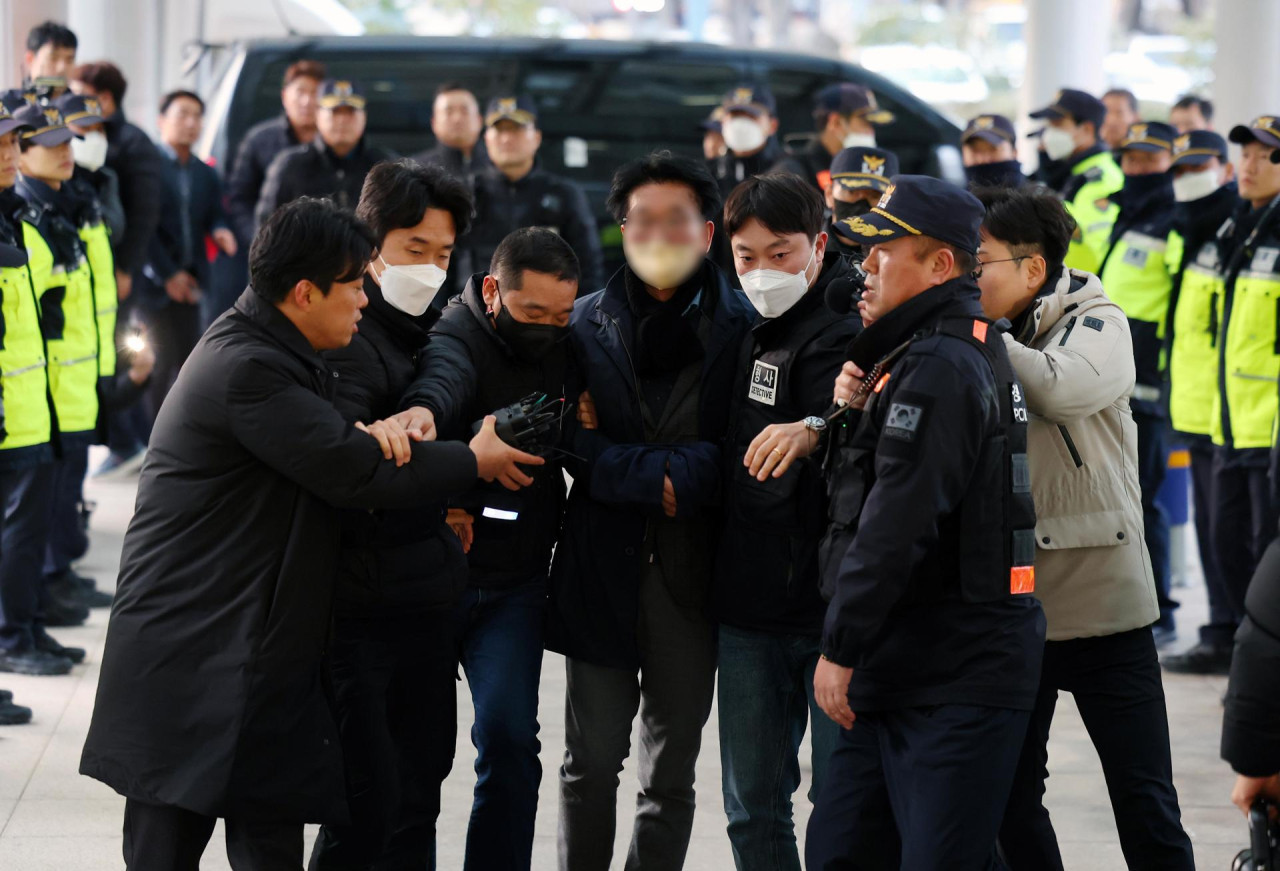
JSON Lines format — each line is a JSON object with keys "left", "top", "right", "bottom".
{"left": 485, "top": 95, "right": 537, "bottom": 128}
{"left": 962, "top": 114, "right": 1016, "bottom": 147}
{"left": 836, "top": 174, "right": 984, "bottom": 255}
{"left": 830, "top": 147, "right": 899, "bottom": 193}
{"left": 813, "top": 83, "right": 893, "bottom": 125}
{"left": 1030, "top": 88, "right": 1106, "bottom": 131}
{"left": 1171, "top": 130, "right": 1228, "bottom": 167}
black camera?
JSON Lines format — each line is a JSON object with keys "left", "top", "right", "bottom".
{"left": 824, "top": 260, "right": 867, "bottom": 316}
{"left": 472, "top": 393, "right": 569, "bottom": 457}
{"left": 1233, "top": 801, "right": 1278, "bottom": 871}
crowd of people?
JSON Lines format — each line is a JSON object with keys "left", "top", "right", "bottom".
{"left": 1, "top": 15, "right": 1279, "bottom": 871}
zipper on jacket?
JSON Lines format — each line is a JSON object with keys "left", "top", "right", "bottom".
{"left": 1058, "top": 315, "right": 1078, "bottom": 347}
{"left": 1208, "top": 292, "right": 1218, "bottom": 347}
{"left": 1058, "top": 424, "right": 1083, "bottom": 468}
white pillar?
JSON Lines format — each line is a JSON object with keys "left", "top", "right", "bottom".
{"left": 67, "top": 0, "right": 170, "bottom": 136}
{"left": 1214, "top": 0, "right": 1280, "bottom": 141}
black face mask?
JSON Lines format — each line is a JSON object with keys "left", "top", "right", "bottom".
{"left": 965, "top": 160, "right": 1025, "bottom": 188}
{"left": 493, "top": 301, "right": 568, "bottom": 363}
{"left": 833, "top": 199, "right": 872, "bottom": 223}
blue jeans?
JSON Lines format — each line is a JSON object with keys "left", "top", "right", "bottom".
{"left": 718, "top": 624, "right": 837, "bottom": 871}
{"left": 451, "top": 580, "right": 546, "bottom": 871}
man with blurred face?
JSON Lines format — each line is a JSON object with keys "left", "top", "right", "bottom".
{"left": 1170, "top": 95, "right": 1213, "bottom": 134}
{"left": 459, "top": 95, "right": 601, "bottom": 303}
{"left": 774, "top": 83, "right": 895, "bottom": 194}
{"left": 1101, "top": 88, "right": 1139, "bottom": 151}
{"left": 412, "top": 83, "right": 489, "bottom": 180}
{"left": 962, "top": 114, "right": 1027, "bottom": 189}
{"left": 23, "top": 21, "right": 77, "bottom": 96}
{"left": 254, "top": 79, "right": 395, "bottom": 231}
{"left": 227, "top": 59, "right": 326, "bottom": 248}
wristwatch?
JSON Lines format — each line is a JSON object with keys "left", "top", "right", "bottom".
{"left": 802, "top": 415, "right": 827, "bottom": 434}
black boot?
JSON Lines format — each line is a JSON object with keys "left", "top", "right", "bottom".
{"left": 0, "top": 648, "right": 73, "bottom": 676}
{"left": 1162, "top": 641, "right": 1233, "bottom": 675}
{"left": 35, "top": 629, "right": 86, "bottom": 665}
{"left": 0, "top": 697, "right": 32, "bottom": 725}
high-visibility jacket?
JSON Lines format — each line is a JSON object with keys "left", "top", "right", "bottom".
{"left": 0, "top": 235, "right": 52, "bottom": 455}
{"left": 1061, "top": 149, "right": 1124, "bottom": 274}
{"left": 80, "top": 218, "right": 117, "bottom": 379}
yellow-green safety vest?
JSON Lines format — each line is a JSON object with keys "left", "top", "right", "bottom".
{"left": 1100, "top": 227, "right": 1184, "bottom": 400}
{"left": 1168, "top": 251, "right": 1220, "bottom": 437}
{"left": 1212, "top": 237, "right": 1280, "bottom": 449}
{"left": 80, "top": 219, "right": 117, "bottom": 379}
{"left": 1063, "top": 152, "right": 1124, "bottom": 275}
{"left": 24, "top": 220, "right": 99, "bottom": 435}
{"left": 0, "top": 256, "right": 52, "bottom": 451}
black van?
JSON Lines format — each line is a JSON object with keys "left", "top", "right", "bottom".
{"left": 199, "top": 36, "right": 963, "bottom": 269}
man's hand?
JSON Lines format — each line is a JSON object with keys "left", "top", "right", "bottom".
{"left": 165, "top": 270, "right": 201, "bottom": 304}
{"left": 126, "top": 341, "right": 156, "bottom": 386}
{"left": 745, "top": 421, "right": 817, "bottom": 481}
{"left": 212, "top": 227, "right": 238, "bottom": 257}
{"left": 833, "top": 361, "right": 867, "bottom": 409}
{"left": 577, "top": 391, "right": 598, "bottom": 430}
{"left": 471, "top": 415, "right": 545, "bottom": 489}
{"left": 115, "top": 270, "right": 132, "bottom": 301}
{"left": 390, "top": 406, "right": 437, "bottom": 442}
{"left": 356, "top": 417, "right": 414, "bottom": 467}
{"left": 662, "top": 475, "right": 677, "bottom": 518}
{"left": 814, "top": 656, "right": 856, "bottom": 729}
{"left": 447, "top": 508, "right": 474, "bottom": 554}
{"left": 1231, "top": 773, "right": 1280, "bottom": 817}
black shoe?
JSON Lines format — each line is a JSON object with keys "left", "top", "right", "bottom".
{"left": 0, "top": 689, "right": 11, "bottom": 703}
{"left": 0, "top": 648, "right": 73, "bottom": 676}
{"left": 0, "top": 698, "right": 32, "bottom": 725}
{"left": 1163, "top": 641, "right": 1233, "bottom": 675}
{"left": 42, "top": 594, "right": 89, "bottom": 628}
{"left": 47, "top": 570, "right": 112, "bottom": 610}
{"left": 35, "top": 630, "right": 85, "bottom": 665}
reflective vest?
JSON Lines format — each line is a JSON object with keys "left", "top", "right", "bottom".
{"left": 1168, "top": 246, "right": 1220, "bottom": 437}
{"left": 1062, "top": 152, "right": 1124, "bottom": 274}
{"left": 1100, "top": 227, "right": 1184, "bottom": 402}
{"left": 1211, "top": 209, "right": 1280, "bottom": 449}
{"left": 24, "top": 220, "right": 99, "bottom": 436}
{"left": 80, "top": 219, "right": 117, "bottom": 379}
{"left": 0, "top": 249, "right": 52, "bottom": 452}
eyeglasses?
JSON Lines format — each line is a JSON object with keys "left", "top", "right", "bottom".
{"left": 974, "top": 255, "right": 1029, "bottom": 278}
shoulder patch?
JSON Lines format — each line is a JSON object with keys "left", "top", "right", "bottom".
{"left": 1082, "top": 316, "right": 1105, "bottom": 331}
{"left": 884, "top": 402, "right": 923, "bottom": 441}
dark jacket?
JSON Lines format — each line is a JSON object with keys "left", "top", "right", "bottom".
{"left": 546, "top": 260, "right": 754, "bottom": 669}
{"left": 402, "top": 273, "right": 569, "bottom": 588}
{"left": 103, "top": 109, "right": 164, "bottom": 274}
{"left": 80, "top": 288, "right": 478, "bottom": 824}
{"left": 457, "top": 164, "right": 602, "bottom": 300}
{"left": 820, "top": 278, "right": 1045, "bottom": 712}
{"left": 322, "top": 276, "right": 469, "bottom": 614}
{"left": 254, "top": 137, "right": 396, "bottom": 233}
{"left": 708, "top": 139, "right": 786, "bottom": 280}
{"left": 773, "top": 138, "right": 834, "bottom": 192}
{"left": 72, "top": 164, "right": 126, "bottom": 241}
{"left": 411, "top": 140, "right": 490, "bottom": 182}
{"left": 138, "top": 148, "right": 231, "bottom": 308}
{"left": 1222, "top": 524, "right": 1280, "bottom": 778}
{"left": 714, "top": 257, "right": 862, "bottom": 636}
{"left": 227, "top": 115, "right": 302, "bottom": 246}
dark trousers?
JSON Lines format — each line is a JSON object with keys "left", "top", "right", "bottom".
{"left": 717, "top": 624, "right": 837, "bottom": 871}
{"left": 309, "top": 608, "right": 457, "bottom": 871}
{"left": 1189, "top": 441, "right": 1236, "bottom": 645}
{"left": 1211, "top": 448, "right": 1278, "bottom": 621}
{"left": 998, "top": 627, "right": 1193, "bottom": 870}
{"left": 450, "top": 579, "right": 546, "bottom": 871}
{"left": 146, "top": 300, "right": 203, "bottom": 420}
{"left": 0, "top": 463, "right": 55, "bottom": 651}
{"left": 122, "top": 797, "right": 302, "bottom": 870}
{"left": 42, "top": 446, "right": 90, "bottom": 578}
{"left": 1135, "top": 412, "right": 1176, "bottom": 626}
{"left": 805, "top": 704, "right": 1029, "bottom": 871}
{"left": 558, "top": 566, "right": 718, "bottom": 871}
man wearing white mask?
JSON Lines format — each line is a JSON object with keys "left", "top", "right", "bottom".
{"left": 775, "top": 83, "right": 895, "bottom": 195}
{"left": 553, "top": 151, "right": 754, "bottom": 870}
{"left": 309, "top": 159, "right": 479, "bottom": 869}
{"left": 712, "top": 171, "right": 862, "bottom": 871}
{"left": 710, "top": 85, "right": 783, "bottom": 281}
{"left": 1028, "top": 89, "right": 1124, "bottom": 274}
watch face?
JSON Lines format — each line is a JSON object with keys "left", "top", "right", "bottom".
{"left": 805, "top": 415, "right": 827, "bottom": 431}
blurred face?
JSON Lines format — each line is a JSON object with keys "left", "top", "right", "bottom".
{"left": 1121, "top": 149, "right": 1173, "bottom": 175}
{"left": 485, "top": 120, "right": 541, "bottom": 173}
{"left": 482, "top": 269, "right": 577, "bottom": 327}
{"left": 975, "top": 232, "right": 1046, "bottom": 321}
{"left": 963, "top": 137, "right": 1016, "bottom": 166}
{"left": 1170, "top": 105, "right": 1209, "bottom": 134}
{"left": 19, "top": 140, "right": 75, "bottom": 184}
{"left": 0, "top": 132, "right": 20, "bottom": 188}
{"left": 731, "top": 217, "right": 825, "bottom": 281}
{"left": 317, "top": 106, "right": 366, "bottom": 155}
{"left": 1239, "top": 141, "right": 1280, "bottom": 205}
{"left": 1172, "top": 157, "right": 1232, "bottom": 185}
{"left": 432, "top": 90, "right": 482, "bottom": 150}
{"left": 620, "top": 182, "right": 713, "bottom": 249}
{"left": 158, "top": 95, "right": 204, "bottom": 149}
{"left": 374, "top": 207, "right": 456, "bottom": 274}
{"left": 298, "top": 274, "right": 368, "bottom": 350}
{"left": 1101, "top": 95, "right": 1137, "bottom": 148}
{"left": 702, "top": 129, "right": 725, "bottom": 161}
{"left": 720, "top": 109, "right": 777, "bottom": 157}
{"left": 1047, "top": 115, "right": 1093, "bottom": 151}
{"left": 860, "top": 236, "right": 954, "bottom": 323}
{"left": 26, "top": 43, "right": 76, "bottom": 80}
{"left": 282, "top": 76, "right": 321, "bottom": 129}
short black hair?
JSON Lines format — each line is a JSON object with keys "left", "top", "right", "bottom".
{"left": 1103, "top": 88, "right": 1139, "bottom": 113}
{"left": 356, "top": 159, "right": 474, "bottom": 243}
{"left": 250, "top": 198, "right": 377, "bottom": 303}
{"left": 283, "top": 59, "right": 326, "bottom": 88}
{"left": 606, "top": 150, "right": 722, "bottom": 223}
{"left": 1173, "top": 94, "right": 1213, "bottom": 122}
{"left": 973, "top": 185, "right": 1075, "bottom": 283}
{"left": 913, "top": 237, "right": 979, "bottom": 277}
{"left": 723, "top": 171, "right": 825, "bottom": 241}
{"left": 490, "top": 227, "right": 580, "bottom": 290}
{"left": 159, "top": 89, "right": 204, "bottom": 116}
{"left": 26, "top": 21, "right": 77, "bottom": 54}
{"left": 73, "top": 61, "right": 127, "bottom": 103}
{"left": 435, "top": 82, "right": 474, "bottom": 99}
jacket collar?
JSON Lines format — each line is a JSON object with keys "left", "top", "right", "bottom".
{"left": 752, "top": 252, "right": 854, "bottom": 338}
{"left": 459, "top": 271, "right": 520, "bottom": 360}
{"left": 1020, "top": 266, "right": 1103, "bottom": 345}
{"left": 360, "top": 274, "right": 436, "bottom": 348}
{"left": 234, "top": 287, "right": 327, "bottom": 368}
{"left": 311, "top": 136, "right": 367, "bottom": 166}
{"left": 847, "top": 275, "right": 981, "bottom": 371}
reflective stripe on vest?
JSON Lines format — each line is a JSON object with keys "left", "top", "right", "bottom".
{"left": 1063, "top": 153, "right": 1123, "bottom": 274}
{"left": 0, "top": 262, "right": 52, "bottom": 451}
{"left": 80, "top": 220, "right": 117, "bottom": 378}
{"left": 1169, "top": 261, "right": 1221, "bottom": 436}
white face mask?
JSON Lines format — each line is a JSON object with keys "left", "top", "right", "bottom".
{"left": 722, "top": 116, "right": 768, "bottom": 154}
{"left": 623, "top": 238, "right": 706, "bottom": 290}
{"left": 1173, "top": 166, "right": 1221, "bottom": 203}
{"left": 739, "top": 246, "right": 817, "bottom": 319}
{"left": 375, "top": 255, "right": 447, "bottom": 317}
{"left": 1041, "top": 126, "right": 1077, "bottom": 162}
{"left": 842, "top": 131, "right": 877, "bottom": 149}
{"left": 71, "top": 131, "right": 108, "bottom": 172}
